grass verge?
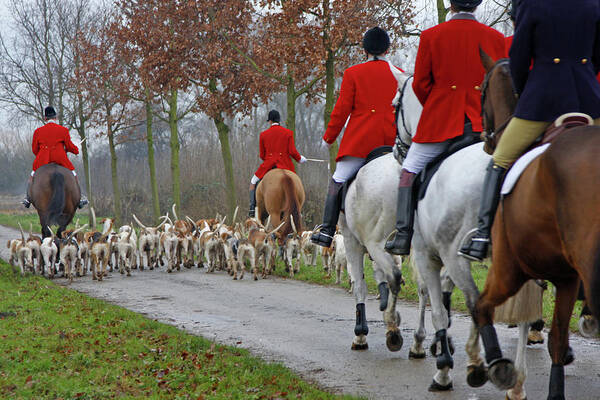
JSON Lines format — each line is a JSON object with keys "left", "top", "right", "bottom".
{"left": 0, "top": 260, "right": 360, "bottom": 400}
{"left": 0, "top": 211, "right": 99, "bottom": 233}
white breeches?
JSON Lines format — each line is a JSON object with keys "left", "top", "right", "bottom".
{"left": 250, "top": 175, "right": 260, "bottom": 185}
{"left": 332, "top": 156, "right": 365, "bottom": 183}
{"left": 402, "top": 142, "right": 450, "bottom": 174}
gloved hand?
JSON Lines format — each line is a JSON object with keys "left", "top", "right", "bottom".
{"left": 300, "top": 155, "right": 307, "bottom": 164}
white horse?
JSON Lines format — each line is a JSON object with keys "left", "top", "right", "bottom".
{"left": 339, "top": 72, "right": 421, "bottom": 351}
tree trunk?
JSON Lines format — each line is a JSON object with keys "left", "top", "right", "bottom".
{"left": 437, "top": 0, "right": 449, "bottom": 24}
{"left": 107, "top": 119, "right": 122, "bottom": 226}
{"left": 213, "top": 114, "right": 237, "bottom": 220}
{"left": 145, "top": 91, "right": 161, "bottom": 223}
{"left": 286, "top": 76, "right": 297, "bottom": 133}
{"left": 324, "top": 49, "right": 338, "bottom": 175}
{"left": 168, "top": 88, "right": 181, "bottom": 211}
{"left": 76, "top": 95, "right": 93, "bottom": 223}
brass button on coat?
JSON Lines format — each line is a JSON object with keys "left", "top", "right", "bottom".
{"left": 582, "top": 58, "right": 588, "bottom": 64}
{"left": 553, "top": 58, "right": 560, "bottom": 64}
{"left": 451, "top": 85, "right": 457, "bottom": 90}
{"left": 474, "top": 85, "right": 481, "bottom": 90}
{"left": 371, "top": 109, "right": 376, "bottom": 113}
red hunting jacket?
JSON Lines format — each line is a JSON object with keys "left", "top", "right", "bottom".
{"left": 254, "top": 124, "right": 301, "bottom": 179}
{"left": 412, "top": 14, "right": 505, "bottom": 143}
{"left": 32, "top": 122, "right": 78, "bottom": 171}
{"left": 323, "top": 59, "right": 400, "bottom": 161}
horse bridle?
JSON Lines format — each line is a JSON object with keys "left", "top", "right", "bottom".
{"left": 480, "top": 58, "right": 516, "bottom": 143}
{"left": 395, "top": 74, "right": 414, "bottom": 159}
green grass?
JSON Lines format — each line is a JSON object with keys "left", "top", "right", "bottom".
{"left": 270, "top": 255, "right": 584, "bottom": 333}
{"left": 0, "top": 260, "right": 361, "bottom": 400}
{"left": 0, "top": 211, "right": 101, "bottom": 234}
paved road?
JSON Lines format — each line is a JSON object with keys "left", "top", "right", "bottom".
{"left": 1, "top": 224, "right": 599, "bottom": 399}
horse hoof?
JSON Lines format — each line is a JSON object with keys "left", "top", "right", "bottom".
{"left": 408, "top": 349, "right": 426, "bottom": 359}
{"left": 386, "top": 330, "right": 403, "bottom": 352}
{"left": 428, "top": 379, "right": 453, "bottom": 392}
{"left": 351, "top": 342, "right": 369, "bottom": 351}
{"left": 254, "top": 276, "right": 258, "bottom": 281}
{"left": 233, "top": 276, "right": 237, "bottom": 280}
{"left": 466, "top": 362, "right": 488, "bottom": 388}
{"left": 564, "top": 346, "right": 575, "bottom": 366}
{"left": 167, "top": 270, "right": 172, "bottom": 273}
{"left": 505, "top": 395, "right": 526, "bottom": 400}
{"left": 488, "top": 358, "right": 517, "bottom": 390}
{"left": 578, "top": 315, "right": 599, "bottom": 338}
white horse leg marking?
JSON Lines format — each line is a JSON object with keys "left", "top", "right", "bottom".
{"left": 506, "top": 323, "right": 529, "bottom": 400}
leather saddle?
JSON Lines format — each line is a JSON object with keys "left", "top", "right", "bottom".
{"left": 537, "top": 112, "right": 594, "bottom": 147}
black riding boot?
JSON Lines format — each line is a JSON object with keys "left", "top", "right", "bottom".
{"left": 384, "top": 171, "right": 416, "bottom": 255}
{"left": 248, "top": 188, "right": 257, "bottom": 218}
{"left": 459, "top": 161, "right": 506, "bottom": 261}
{"left": 311, "top": 179, "right": 343, "bottom": 248}
{"left": 21, "top": 176, "right": 33, "bottom": 208}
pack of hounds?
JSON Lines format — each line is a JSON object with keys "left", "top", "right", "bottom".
{"left": 6, "top": 204, "right": 349, "bottom": 285}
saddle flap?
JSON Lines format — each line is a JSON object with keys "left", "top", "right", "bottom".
{"left": 541, "top": 113, "right": 593, "bottom": 145}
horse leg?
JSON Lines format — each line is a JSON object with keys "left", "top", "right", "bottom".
{"left": 367, "top": 248, "right": 403, "bottom": 352}
{"left": 473, "top": 263, "right": 526, "bottom": 391}
{"left": 344, "top": 231, "right": 368, "bottom": 351}
{"left": 547, "top": 277, "right": 579, "bottom": 400}
{"left": 409, "top": 264, "right": 428, "bottom": 359}
{"left": 506, "top": 322, "right": 529, "bottom": 400}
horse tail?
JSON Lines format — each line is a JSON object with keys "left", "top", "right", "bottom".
{"left": 48, "top": 172, "right": 65, "bottom": 226}
{"left": 282, "top": 174, "right": 302, "bottom": 237}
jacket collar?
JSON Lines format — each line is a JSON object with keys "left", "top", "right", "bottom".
{"left": 451, "top": 12, "right": 477, "bottom": 21}
{"left": 367, "top": 54, "right": 388, "bottom": 62}
{"left": 270, "top": 122, "right": 280, "bottom": 126}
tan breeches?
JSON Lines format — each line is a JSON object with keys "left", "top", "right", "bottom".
{"left": 492, "top": 117, "right": 600, "bottom": 169}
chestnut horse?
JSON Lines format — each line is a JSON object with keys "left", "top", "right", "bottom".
{"left": 466, "top": 54, "right": 600, "bottom": 400}
{"left": 30, "top": 163, "right": 81, "bottom": 239}
{"left": 255, "top": 168, "right": 305, "bottom": 242}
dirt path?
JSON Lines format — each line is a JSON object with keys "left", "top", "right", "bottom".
{"left": 1, "top": 224, "right": 599, "bottom": 400}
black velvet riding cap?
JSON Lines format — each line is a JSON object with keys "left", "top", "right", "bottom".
{"left": 267, "top": 109, "right": 281, "bottom": 123}
{"left": 450, "top": 0, "right": 483, "bottom": 7}
{"left": 44, "top": 106, "right": 57, "bottom": 119}
{"left": 362, "top": 27, "right": 390, "bottom": 56}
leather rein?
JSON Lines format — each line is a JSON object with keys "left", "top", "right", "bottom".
{"left": 394, "top": 74, "right": 414, "bottom": 159}
{"left": 480, "top": 58, "right": 516, "bottom": 144}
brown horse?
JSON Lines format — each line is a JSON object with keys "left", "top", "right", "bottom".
{"left": 467, "top": 53, "right": 600, "bottom": 399}
{"left": 30, "top": 163, "right": 81, "bottom": 239}
{"left": 255, "top": 168, "right": 305, "bottom": 243}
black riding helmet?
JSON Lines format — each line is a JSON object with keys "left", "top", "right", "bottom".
{"left": 44, "top": 106, "right": 57, "bottom": 119}
{"left": 267, "top": 109, "right": 281, "bottom": 123}
{"left": 362, "top": 27, "right": 390, "bottom": 56}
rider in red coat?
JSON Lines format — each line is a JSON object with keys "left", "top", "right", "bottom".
{"left": 311, "top": 27, "right": 400, "bottom": 247}
{"left": 385, "top": 0, "right": 505, "bottom": 255}
{"left": 22, "top": 106, "right": 88, "bottom": 209}
{"left": 248, "top": 110, "right": 306, "bottom": 217}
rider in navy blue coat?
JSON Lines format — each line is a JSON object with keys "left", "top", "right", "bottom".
{"left": 460, "top": 0, "right": 600, "bottom": 261}
{"left": 511, "top": 0, "right": 600, "bottom": 122}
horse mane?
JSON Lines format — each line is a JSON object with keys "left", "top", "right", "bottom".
{"left": 281, "top": 174, "right": 302, "bottom": 238}
{"left": 47, "top": 171, "right": 65, "bottom": 226}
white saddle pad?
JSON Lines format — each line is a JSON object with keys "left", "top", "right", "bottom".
{"left": 501, "top": 143, "right": 550, "bottom": 196}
